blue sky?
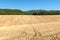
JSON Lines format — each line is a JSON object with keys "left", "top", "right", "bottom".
{"left": 0, "top": 0, "right": 60, "bottom": 11}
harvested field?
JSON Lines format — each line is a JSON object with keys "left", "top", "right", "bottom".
{"left": 0, "top": 15, "right": 60, "bottom": 26}
{"left": 0, "top": 15, "right": 60, "bottom": 40}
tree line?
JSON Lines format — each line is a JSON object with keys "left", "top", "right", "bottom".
{"left": 32, "top": 10, "right": 60, "bottom": 15}
{"left": 0, "top": 9, "right": 60, "bottom": 15}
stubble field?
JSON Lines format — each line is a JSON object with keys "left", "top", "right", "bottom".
{"left": 0, "top": 15, "right": 60, "bottom": 40}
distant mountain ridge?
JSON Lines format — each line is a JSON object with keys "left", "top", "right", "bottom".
{"left": 25, "top": 10, "right": 60, "bottom": 15}
{"left": 0, "top": 9, "right": 60, "bottom": 15}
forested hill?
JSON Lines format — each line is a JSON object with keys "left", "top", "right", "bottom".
{"left": 26, "top": 10, "right": 60, "bottom": 15}
{"left": 0, "top": 9, "right": 60, "bottom": 15}
{"left": 0, "top": 9, "right": 24, "bottom": 15}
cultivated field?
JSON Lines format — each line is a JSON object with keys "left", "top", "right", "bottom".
{"left": 0, "top": 15, "right": 60, "bottom": 40}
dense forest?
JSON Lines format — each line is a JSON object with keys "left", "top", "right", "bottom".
{"left": 0, "top": 9, "right": 60, "bottom": 15}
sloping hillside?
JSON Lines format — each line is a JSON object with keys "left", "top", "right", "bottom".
{"left": 0, "top": 9, "right": 24, "bottom": 15}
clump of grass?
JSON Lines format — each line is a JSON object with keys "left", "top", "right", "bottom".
{"left": 32, "top": 27, "right": 43, "bottom": 40}
{"left": 44, "top": 32, "right": 60, "bottom": 40}
{"left": 3, "top": 27, "right": 60, "bottom": 40}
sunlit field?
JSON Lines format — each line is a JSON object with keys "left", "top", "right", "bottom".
{"left": 0, "top": 15, "right": 60, "bottom": 40}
